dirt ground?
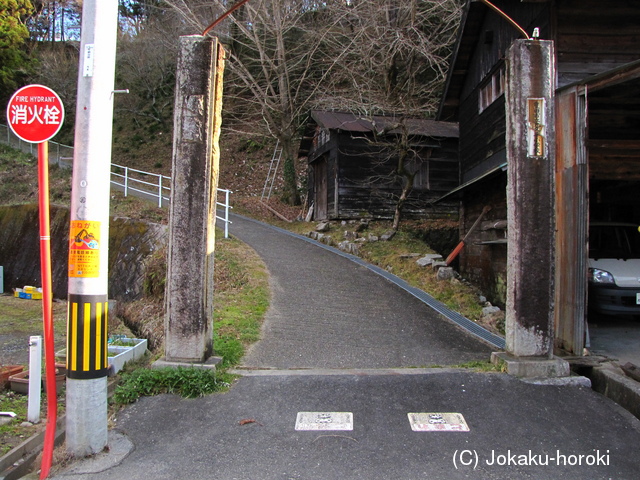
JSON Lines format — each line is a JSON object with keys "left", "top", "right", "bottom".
{"left": 0, "top": 295, "right": 68, "bottom": 367}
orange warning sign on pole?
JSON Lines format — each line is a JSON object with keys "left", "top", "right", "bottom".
{"left": 68, "top": 220, "right": 101, "bottom": 278}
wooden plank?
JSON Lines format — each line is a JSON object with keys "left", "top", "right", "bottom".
{"left": 587, "top": 139, "right": 640, "bottom": 150}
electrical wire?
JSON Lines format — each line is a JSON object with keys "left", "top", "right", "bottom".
{"left": 477, "top": 0, "right": 531, "bottom": 40}
{"left": 202, "top": 0, "right": 253, "bottom": 37}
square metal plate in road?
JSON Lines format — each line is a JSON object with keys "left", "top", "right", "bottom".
{"left": 408, "top": 413, "right": 470, "bottom": 432}
{"left": 295, "top": 412, "right": 353, "bottom": 431}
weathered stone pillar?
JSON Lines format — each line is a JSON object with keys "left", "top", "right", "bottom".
{"left": 163, "top": 35, "right": 225, "bottom": 363}
{"left": 492, "top": 39, "right": 569, "bottom": 377}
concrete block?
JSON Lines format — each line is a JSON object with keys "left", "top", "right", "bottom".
{"left": 315, "top": 221, "right": 330, "bottom": 232}
{"left": 436, "top": 267, "right": 455, "bottom": 281}
{"left": 491, "top": 351, "right": 570, "bottom": 378}
{"left": 416, "top": 254, "right": 442, "bottom": 267}
{"left": 586, "top": 364, "right": 640, "bottom": 420}
{"left": 519, "top": 376, "right": 592, "bottom": 388}
{"left": 152, "top": 356, "right": 222, "bottom": 371}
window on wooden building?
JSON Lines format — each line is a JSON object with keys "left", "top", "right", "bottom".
{"left": 479, "top": 67, "right": 505, "bottom": 113}
{"left": 317, "top": 128, "right": 330, "bottom": 147}
{"left": 408, "top": 157, "right": 430, "bottom": 190}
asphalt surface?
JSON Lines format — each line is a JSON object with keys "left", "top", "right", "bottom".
{"left": 230, "top": 214, "right": 493, "bottom": 369}
{"left": 49, "top": 214, "right": 640, "bottom": 480}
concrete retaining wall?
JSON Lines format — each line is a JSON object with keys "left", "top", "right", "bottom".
{"left": 0, "top": 204, "right": 166, "bottom": 300}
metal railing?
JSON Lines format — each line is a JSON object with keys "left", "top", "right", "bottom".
{"left": 110, "top": 163, "right": 172, "bottom": 208}
{"left": 110, "top": 163, "right": 233, "bottom": 238}
{"left": 216, "top": 188, "right": 233, "bottom": 239}
{"left": 1, "top": 124, "right": 233, "bottom": 238}
{"left": 1, "top": 123, "right": 74, "bottom": 167}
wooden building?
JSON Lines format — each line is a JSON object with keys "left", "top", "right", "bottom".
{"left": 298, "top": 111, "right": 459, "bottom": 221}
{"left": 436, "top": 0, "right": 640, "bottom": 355}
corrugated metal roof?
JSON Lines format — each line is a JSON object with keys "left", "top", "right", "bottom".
{"left": 310, "top": 111, "right": 459, "bottom": 138}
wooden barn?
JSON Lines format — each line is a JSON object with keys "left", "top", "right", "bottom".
{"left": 298, "top": 111, "right": 459, "bottom": 221}
{"left": 435, "top": 0, "right": 640, "bottom": 355}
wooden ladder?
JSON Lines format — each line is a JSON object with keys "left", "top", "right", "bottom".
{"left": 261, "top": 140, "right": 282, "bottom": 201}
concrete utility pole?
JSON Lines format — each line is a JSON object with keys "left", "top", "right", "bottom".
{"left": 161, "top": 36, "right": 225, "bottom": 365}
{"left": 66, "top": 0, "right": 118, "bottom": 456}
{"left": 491, "top": 38, "right": 569, "bottom": 377}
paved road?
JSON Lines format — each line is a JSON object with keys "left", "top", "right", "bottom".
{"left": 228, "top": 214, "right": 493, "bottom": 369}
{"left": 52, "top": 370, "right": 640, "bottom": 480}
{"left": 47, "top": 214, "right": 640, "bottom": 480}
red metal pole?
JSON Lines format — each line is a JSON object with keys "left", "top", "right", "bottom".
{"left": 38, "top": 141, "right": 56, "bottom": 479}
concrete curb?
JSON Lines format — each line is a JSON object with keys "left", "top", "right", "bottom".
{"left": 229, "top": 367, "right": 486, "bottom": 377}
{"left": 577, "top": 363, "right": 640, "bottom": 420}
{"left": 0, "top": 417, "right": 65, "bottom": 480}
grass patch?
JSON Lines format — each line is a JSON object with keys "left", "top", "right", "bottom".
{"left": 0, "top": 391, "right": 29, "bottom": 455}
{"left": 109, "top": 231, "right": 269, "bottom": 407}
{"left": 453, "top": 360, "right": 505, "bottom": 372}
{"left": 0, "top": 144, "right": 71, "bottom": 207}
{"left": 357, "top": 229, "right": 484, "bottom": 322}
{"left": 0, "top": 296, "right": 67, "bottom": 336}
{"left": 109, "top": 191, "right": 168, "bottom": 224}
{"left": 213, "top": 235, "right": 269, "bottom": 367}
{"left": 112, "top": 367, "right": 236, "bottom": 405}
{"left": 0, "top": 390, "right": 65, "bottom": 456}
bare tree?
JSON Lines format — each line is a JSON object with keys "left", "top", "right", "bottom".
{"left": 165, "top": 0, "right": 356, "bottom": 205}
{"left": 323, "top": 1, "right": 460, "bottom": 228}
{"left": 318, "top": 0, "right": 462, "bottom": 117}
{"left": 28, "top": 1, "right": 82, "bottom": 43}
{"left": 116, "top": 16, "right": 186, "bottom": 126}
{"left": 163, "top": 0, "right": 461, "bottom": 206}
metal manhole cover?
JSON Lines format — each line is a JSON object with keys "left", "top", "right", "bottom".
{"left": 295, "top": 412, "right": 353, "bottom": 431}
{"left": 408, "top": 413, "right": 470, "bottom": 432}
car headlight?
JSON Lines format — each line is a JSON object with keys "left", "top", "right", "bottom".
{"left": 588, "top": 268, "right": 616, "bottom": 285}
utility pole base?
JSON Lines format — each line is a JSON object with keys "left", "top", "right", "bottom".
{"left": 66, "top": 378, "right": 108, "bottom": 457}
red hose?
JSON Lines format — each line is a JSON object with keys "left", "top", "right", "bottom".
{"left": 38, "top": 141, "right": 56, "bottom": 479}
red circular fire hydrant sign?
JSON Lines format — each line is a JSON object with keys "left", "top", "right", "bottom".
{"left": 6, "top": 84, "right": 64, "bottom": 143}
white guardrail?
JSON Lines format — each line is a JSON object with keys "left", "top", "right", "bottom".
{"left": 1, "top": 124, "right": 233, "bottom": 238}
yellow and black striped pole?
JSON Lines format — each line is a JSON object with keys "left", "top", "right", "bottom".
{"left": 66, "top": 294, "right": 109, "bottom": 379}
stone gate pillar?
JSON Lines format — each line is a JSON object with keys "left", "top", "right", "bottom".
{"left": 491, "top": 38, "right": 569, "bottom": 377}
{"left": 162, "top": 35, "right": 225, "bottom": 364}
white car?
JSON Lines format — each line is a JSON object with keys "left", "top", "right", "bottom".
{"left": 588, "top": 222, "right": 640, "bottom": 316}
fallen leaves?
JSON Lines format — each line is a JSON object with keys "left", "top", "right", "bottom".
{"left": 238, "top": 418, "right": 263, "bottom": 426}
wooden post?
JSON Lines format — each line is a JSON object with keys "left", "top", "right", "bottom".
{"left": 163, "top": 36, "right": 225, "bottom": 363}
{"left": 554, "top": 86, "right": 588, "bottom": 355}
{"left": 492, "top": 39, "right": 569, "bottom": 377}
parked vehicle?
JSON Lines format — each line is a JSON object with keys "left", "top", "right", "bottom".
{"left": 588, "top": 222, "right": 640, "bottom": 316}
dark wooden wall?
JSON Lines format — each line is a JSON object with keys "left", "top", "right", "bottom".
{"left": 460, "top": 1, "right": 550, "bottom": 101}
{"left": 335, "top": 132, "right": 458, "bottom": 220}
{"left": 555, "top": 0, "right": 640, "bottom": 87}
{"left": 458, "top": 175, "right": 508, "bottom": 307}
{"left": 458, "top": 1, "right": 550, "bottom": 182}
{"left": 459, "top": 93, "right": 506, "bottom": 183}
{"left": 309, "top": 131, "right": 458, "bottom": 220}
